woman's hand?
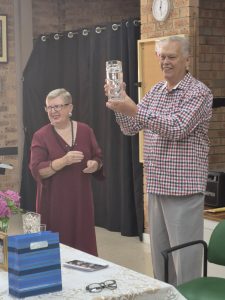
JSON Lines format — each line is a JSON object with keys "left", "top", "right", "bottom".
{"left": 63, "top": 151, "right": 84, "bottom": 165}
{"left": 83, "top": 160, "right": 98, "bottom": 173}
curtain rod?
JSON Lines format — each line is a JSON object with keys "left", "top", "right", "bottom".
{"left": 39, "top": 19, "right": 141, "bottom": 42}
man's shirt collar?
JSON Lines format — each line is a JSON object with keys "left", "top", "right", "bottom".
{"left": 161, "top": 72, "right": 191, "bottom": 91}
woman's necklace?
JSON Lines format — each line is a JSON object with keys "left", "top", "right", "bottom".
{"left": 70, "top": 119, "right": 75, "bottom": 150}
{"left": 52, "top": 120, "right": 76, "bottom": 152}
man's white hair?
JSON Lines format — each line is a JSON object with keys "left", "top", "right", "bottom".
{"left": 155, "top": 36, "right": 190, "bottom": 58}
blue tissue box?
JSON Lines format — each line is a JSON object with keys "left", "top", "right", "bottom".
{"left": 8, "top": 231, "right": 62, "bottom": 298}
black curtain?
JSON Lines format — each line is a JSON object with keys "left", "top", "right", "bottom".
{"left": 20, "top": 19, "right": 144, "bottom": 239}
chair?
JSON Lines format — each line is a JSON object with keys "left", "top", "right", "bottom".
{"left": 161, "top": 219, "right": 225, "bottom": 300}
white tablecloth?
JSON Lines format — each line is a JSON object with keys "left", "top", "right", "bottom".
{"left": 0, "top": 244, "right": 186, "bottom": 300}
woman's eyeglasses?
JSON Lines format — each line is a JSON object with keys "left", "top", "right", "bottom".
{"left": 45, "top": 104, "right": 69, "bottom": 112}
{"left": 86, "top": 280, "right": 117, "bottom": 293}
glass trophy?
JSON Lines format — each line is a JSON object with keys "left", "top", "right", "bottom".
{"left": 106, "top": 60, "right": 123, "bottom": 99}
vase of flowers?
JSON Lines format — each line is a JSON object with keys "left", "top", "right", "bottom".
{"left": 0, "top": 190, "right": 22, "bottom": 233}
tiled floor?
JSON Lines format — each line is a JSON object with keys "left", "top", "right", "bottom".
{"left": 95, "top": 226, "right": 153, "bottom": 277}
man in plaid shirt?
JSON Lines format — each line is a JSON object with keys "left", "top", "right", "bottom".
{"left": 105, "top": 36, "right": 213, "bottom": 286}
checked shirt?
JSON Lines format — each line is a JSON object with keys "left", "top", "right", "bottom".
{"left": 115, "top": 72, "right": 213, "bottom": 196}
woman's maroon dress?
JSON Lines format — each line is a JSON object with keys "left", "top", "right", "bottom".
{"left": 29, "top": 122, "right": 103, "bottom": 256}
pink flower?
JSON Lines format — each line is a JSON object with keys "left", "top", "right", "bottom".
{"left": 3, "top": 190, "right": 21, "bottom": 207}
{"left": 0, "top": 190, "right": 22, "bottom": 219}
{"left": 0, "top": 197, "right": 11, "bottom": 218}
{"left": 0, "top": 191, "right": 6, "bottom": 198}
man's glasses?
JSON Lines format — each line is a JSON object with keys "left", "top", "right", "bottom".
{"left": 45, "top": 104, "right": 69, "bottom": 112}
{"left": 86, "top": 280, "right": 117, "bottom": 293}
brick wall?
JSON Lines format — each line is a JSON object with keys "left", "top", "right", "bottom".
{"left": 32, "top": 0, "right": 140, "bottom": 38}
{"left": 198, "top": 0, "right": 225, "bottom": 96}
{"left": 0, "top": 0, "right": 19, "bottom": 191}
{"left": 199, "top": 0, "right": 225, "bottom": 169}
{"left": 209, "top": 107, "right": 225, "bottom": 169}
{"left": 141, "top": 0, "right": 196, "bottom": 38}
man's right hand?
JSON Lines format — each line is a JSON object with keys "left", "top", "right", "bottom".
{"left": 104, "top": 81, "right": 138, "bottom": 117}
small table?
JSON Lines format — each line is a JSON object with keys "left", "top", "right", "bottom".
{"left": 204, "top": 206, "right": 225, "bottom": 222}
{"left": 0, "top": 244, "right": 186, "bottom": 300}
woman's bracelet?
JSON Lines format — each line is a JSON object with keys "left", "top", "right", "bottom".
{"left": 50, "top": 161, "right": 57, "bottom": 172}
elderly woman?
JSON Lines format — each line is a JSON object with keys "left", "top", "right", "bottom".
{"left": 29, "top": 88, "right": 104, "bottom": 256}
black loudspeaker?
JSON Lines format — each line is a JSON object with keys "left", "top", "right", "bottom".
{"left": 205, "top": 171, "right": 225, "bottom": 207}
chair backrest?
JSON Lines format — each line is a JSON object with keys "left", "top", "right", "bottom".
{"left": 208, "top": 219, "right": 225, "bottom": 266}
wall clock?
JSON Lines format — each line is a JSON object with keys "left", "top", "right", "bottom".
{"left": 152, "top": 0, "right": 171, "bottom": 22}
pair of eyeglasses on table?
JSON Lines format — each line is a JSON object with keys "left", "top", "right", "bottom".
{"left": 86, "top": 279, "right": 117, "bottom": 293}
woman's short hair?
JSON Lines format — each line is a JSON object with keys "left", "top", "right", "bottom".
{"left": 46, "top": 88, "right": 72, "bottom": 104}
{"left": 155, "top": 36, "right": 190, "bottom": 58}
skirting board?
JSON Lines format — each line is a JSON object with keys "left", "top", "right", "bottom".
{"left": 143, "top": 232, "right": 150, "bottom": 245}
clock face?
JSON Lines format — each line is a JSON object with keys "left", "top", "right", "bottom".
{"left": 152, "top": 0, "right": 171, "bottom": 22}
